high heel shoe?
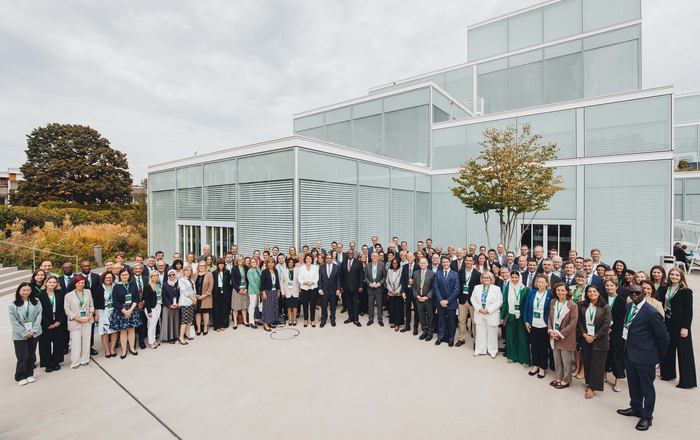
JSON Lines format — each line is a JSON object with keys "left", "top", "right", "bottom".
{"left": 203, "top": 331, "right": 208, "bottom": 336}
{"left": 129, "top": 350, "right": 138, "bottom": 356}
{"left": 178, "top": 339, "right": 188, "bottom": 345}
{"left": 120, "top": 353, "right": 127, "bottom": 359}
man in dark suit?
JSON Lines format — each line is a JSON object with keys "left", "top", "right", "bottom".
{"left": 540, "top": 258, "right": 564, "bottom": 287}
{"left": 318, "top": 253, "right": 341, "bottom": 327}
{"left": 340, "top": 249, "right": 363, "bottom": 327}
{"left": 58, "top": 262, "right": 76, "bottom": 293}
{"left": 456, "top": 254, "right": 480, "bottom": 347}
{"left": 401, "top": 252, "right": 420, "bottom": 334}
{"left": 433, "top": 256, "right": 460, "bottom": 347}
{"left": 562, "top": 261, "right": 577, "bottom": 286}
{"left": 313, "top": 240, "right": 327, "bottom": 256}
{"left": 521, "top": 258, "right": 539, "bottom": 290}
{"left": 364, "top": 252, "right": 387, "bottom": 326}
{"left": 582, "top": 259, "right": 604, "bottom": 289}
{"left": 413, "top": 257, "right": 435, "bottom": 341}
{"left": 533, "top": 245, "right": 545, "bottom": 273}
{"left": 617, "top": 285, "right": 669, "bottom": 431}
{"left": 132, "top": 263, "right": 150, "bottom": 349}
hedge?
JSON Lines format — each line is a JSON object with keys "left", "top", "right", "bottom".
{"left": 0, "top": 204, "right": 147, "bottom": 233}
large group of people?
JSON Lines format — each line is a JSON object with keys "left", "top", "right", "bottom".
{"left": 8, "top": 239, "right": 697, "bottom": 431}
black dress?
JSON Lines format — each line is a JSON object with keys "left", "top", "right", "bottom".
{"left": 660, "top": 286, "right": 697, "bottom": 388}
{"left": 38, "top": 291, "right": 65, "bottom": 367}
{"left": 212, "top": 271, "right": 231, "bottom": 330}
{"left": 195, "top": 274, "right": 211, "bottom": 313}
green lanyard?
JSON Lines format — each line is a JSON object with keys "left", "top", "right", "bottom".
{"left": 103, "top": 284, "right": 113, "bottom": 302}
{"left": 25, "top": 302, "right": 30, "bottom": 319}
{"left": 372, "top": 264, "right": 377, "bottom": 281}
{"left": 481, "top": 285, "right": 490, "bottom": 308}
{"left": 49, "top": 294, "right": 55, "bottom": 318}
{"left": 626, "top": 304, "right": 639, "bottom": 327}
{"left": 270, "top": 270, "right": 276, "bottom": 288}
{"left": 574, "top": 285, "right": 585, "bottom": 302}
{"left": 443, "top": 270, "right": 449, "bottom": 283}
{"left": 218, "top": 272, "right": 224, "bottom": 291}
{"left": 555, "top": 301, "right": 566, "bottom": 320}
{"left": 288, "top": 269, "right": 293, "bottom": 280}
{"left": 587, "top": 305, "right": 597, "bottom": 323}
{"left": 76, "top": 291, "right": 85, "bottom": 308}
{"left": 136, "top": 277, "right": 143, "bottom": 291}
{"left": 514, "top": 286, "right": 523, "bottom": 304}
{"left": 123, "top": 282, "right": 131, "bottom": 292}
{"left": 608, "top": 294, "right": 617, "bottom": 311}
{"left": 667, "top": 286, "right": 679, "bottom": 304}
{"left": 409, "top": 265, "right": 414, "bottom": 278}
{"left": 420, "top": 271, "right": 425, "bottom": 288}
{"left": 64, "top": 275, "right": 71, "bottom": 287}
{"left": 535, "top": 291, "right": 546, "bottom": 309}
{"left": 34, "top": 286, "right": 42, "bottom": 295}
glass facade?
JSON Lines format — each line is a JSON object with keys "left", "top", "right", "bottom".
{"left": 675, "top": 95, "right": 700, "bottom": 124}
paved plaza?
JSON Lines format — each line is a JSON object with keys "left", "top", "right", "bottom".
{"left": 1, "top": 273, "right": 698, "bottom": 440}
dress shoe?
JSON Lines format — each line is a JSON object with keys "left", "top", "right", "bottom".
{"left": 617, "top": 408, "right": 642, "bottom": 418}
{"left": 448, "top": 341, "right": 454, "bottom": 347}
{"left": 419, "top": 334, "right": 427, "bottom": 340}
{"left": 555, "top": 383, "right": 570, "bottom": 389}
{"left": 354, "top": 321, "right": 361, "bottom": 327}
{"left": 63, "top": 348, "right": 69, "bottom": 355}
{"left": 331, "top": 321, "right": 336, "bottom": 327}
{"left": 378, "top": 321, "right": 384, "bottom": 327}
{"left": 52, "top": 364, "right": 61, "bottom": 371}
{"left": 636, "top": 418, "right": 652, "bottom": 431}
{"left": 90, "top": 348, "right": 98, "bottom": 356}
{"left": 455, "top": 340, "right": 464, "bottom": 347}
{"left": 413, "top": 328, "right": 418, "bottom": 336}
{"left": 45, "top": 366, "right": 53, "bottom": 373}
{"left": 320, "top": 321, "right": 326, "bottom": 328}
{"left": 425, "top": 335, "right": 433, "bottom": 342}
{"left": 139, "top": 343, "right": 146, "bottom": 350}
{"left": 367, "top": 320, "right": 373, "bottom": 326}
{"left": 435, "top": 339, "right": 442, "bottom": 346}
{"left": 400, "top": 327, "right": 409, "bottom": 333}
{"left": 498, "top": 347, "right": 506, "bottom": 352}
{"left": 344, "top": 318, "right": 352, "bottom": 324}
{"left": 340, "top": 308, "right": 347, "bottom": 313}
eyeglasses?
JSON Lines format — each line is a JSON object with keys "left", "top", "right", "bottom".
{"left": 168, "top": 274, "right": 176, "bottom": 277}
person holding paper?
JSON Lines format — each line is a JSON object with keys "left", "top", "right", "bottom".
{"left": 577, "top": 284, "right": 612, "bottom": 399}
{"left": 64, "top": 275, "right": 95, "bottom": 368}
{"left": 548, "top": 282, "right": 578, "bottom": 389}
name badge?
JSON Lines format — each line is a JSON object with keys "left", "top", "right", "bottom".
{"left": 287, "top": 281, "right": 293, "bottom": 288}
{"left": 587, "top": 323, "right": 595, "bottom": 337}
{"left": 157, "top": 294, "right": 162, "bottom": 303}
{"left": 514, "top": 304, "right": 520, "bottom": 311}
{"left": 23, "top": 321, "right": 32, "bottom": 331}
{"left": 533, "top": 311, "right": 541, "bottom": 319}
{"left": 554, "top": 323, "right": 560, "bottom": 330}
{"left": 125, "top": 294, "right": 132, "bottom": 303}
{"left": 106, "top": 302, "right": 114, "bottom": 309}
{"left": 622, "top": 327, "right": 628, "bottom": 340}
{"left": 80, "top": 310, "right": 87, "bottom": 318}
{"left": 239, "top": 282, "right": 245, "bottom": 288}
{"left": 462, "top": 285, "right": 468, "bottom": 293}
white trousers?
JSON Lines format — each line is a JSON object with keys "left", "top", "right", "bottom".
{"left": 70, "top": 324, "right": 92, "bottom": 368}
{"left": 474, "top": 321, "right": 499, "bottom": 356}
{"left": 248, "top": 294, "right": 258, "bottom": 322}
{"left": 147, "top": 304, "right": 161, "bottom": 345}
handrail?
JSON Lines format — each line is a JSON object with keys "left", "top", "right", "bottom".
{"left": 0, "top": 240, "right": 79, "bottom": 271}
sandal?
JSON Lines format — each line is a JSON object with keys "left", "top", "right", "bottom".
{"left": 574, "top": 373, "right": 585, "bottom": 380}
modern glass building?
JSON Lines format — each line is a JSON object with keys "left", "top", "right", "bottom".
{"left": 149, "top": 0, "right": 676, "bottom": 270}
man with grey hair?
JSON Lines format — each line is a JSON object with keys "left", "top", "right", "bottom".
{"left": 197, "top": 245, "right": 214, "bottom": 262}
{"left": 552, "top": 255, "right": 564, "bottom": 278}
{"left": 413, "top": 257, "right": 435, "bottom": 341}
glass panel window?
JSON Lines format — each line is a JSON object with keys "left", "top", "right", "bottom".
{"left": 518, "top": 110, "right": 576, "bottom": 159}
{"left": 544, "top": 40, "right": 583, "bottom": 104}
{"left": 445, "top": 67, "right": 474, "bottom": 102}
{"left": 432, "top": 126, "right": 467, "bottom": 169}
{"left": 468, "top": 19, "right": 508, "bottom": 61}
{"left": 432, "top": 89, "right": 451, "bottom": 123}
{"left": 544, "top": 0, "right": 582, "bottom": 42}
{"left": 352, "top": 99, "right": 382, "bottom": 119}
{"left": 675, "top": 126, "right": 699, "bottom": 155}
{"left": 675, "top": 95, "right": 700, "bottom": 124}
{"left": 238, "top": 150, "right": 294, "bottom": 183}
{"left": 383, "top": 88, "right": 430, "bottom": 113}
{"left": 583, "top": 0, "right": 641, "bottom": 33}
{"left": 585, "top": 95, "right": 671, "bottom": 157}
{"left": 298, "top": 149, "right": 357, "bottom": 184}
{"left": 391, "top": 169, "right": 414, "bottom": 191}
{"left": 359, "top": 162, "right": 390, "bottom": 188}
{"left": 478, "top": 58, "right": 508, "bottom": 114}
{"left": 584, "top": 40, "right": 638, "bottom": 98}
{"left": 325, "top": 106, "right": 351, "bottom": 124}
{"left": 294, "top": 113, "right": 324, "bottom": 132}
{"left": 203, "top": 160, "right": 235, "bottom": 186}
{"left": 384, "top": 106, "right": 430, "bottom": 165}
{"left": 431, "top": 175, "right": 466, "bottom": 248}
{"left": 352, "top": 115, "right": 382, "bottom": 155}
{"left": 149, "top": 170, "right": 176, "bottom": 191}
{"left": 466, "top": 118, "right": 515, "bottom": 161}
{"left": 508, "top": 9, "right": 543, "bottom": 51}
{"left": 176, "top": 165, "right": 203, "bottom": 189}
{"left": 509, "top": 50, "right": 543, "bottom": 110}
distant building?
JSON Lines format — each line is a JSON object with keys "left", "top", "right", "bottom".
{"left": 131, "top": 185, "right": 146, "bottom": 204}
{"left": 0, "top": 168, "right": 23, "bottom": 206}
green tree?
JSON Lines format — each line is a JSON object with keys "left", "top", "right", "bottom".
{"left": 12, "top": 124, "right": 132, "bottom": 206}
{"left": 451, "top": 123, "right": 564, "bottom": 248}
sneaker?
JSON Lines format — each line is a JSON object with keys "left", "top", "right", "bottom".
{"left": 17, "top": 379, "right": 28, "bottom": 386}
{"left": 26, "top": 376, "right": 36, "bottom": 383}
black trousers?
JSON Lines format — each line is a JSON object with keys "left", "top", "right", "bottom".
{"left": 137, "top": 309, "right": 147, "bottom": 343}
{"left": 529, "top": 326, "right": 549, "bottom": 370}
{"left": 358, "top": 290, "right": 368, "bottom": 314}
{"left": 582, "top": 343, "right": 607, "bottom": 391}
{"left": 38, "top": 326, "right": 64, "bottom": 367}
{"left": 404, "top": 294, "right": 419, "bottom": 329}
{"left": 660, "top": 324, "right": 697, "bottom": 388}
{"left": 346, "top": 290, "right": 359, "bottom": 321}
{"left": 14, "top": 338, "right": 37, "bottom": 381}
{"left": 388, "top": 296, "right": 404, "bottom": 326}
{"left": 320, "top": 292, "right": 338, "bottom": 322}
{"left": 606, "top": 333, "right": 626, "bottom": 378}
{"left": 212, "top": 289, "right": 231, "bottom": 330}
{"left": 625, "top": 354, "right": 657, "bottom": 420}
{"left": 301, "top": 288, "right": 319, "bottom": 321}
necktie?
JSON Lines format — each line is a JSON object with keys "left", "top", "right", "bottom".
{"left": 348, "top": 260, "right": 351, "bottom": 272}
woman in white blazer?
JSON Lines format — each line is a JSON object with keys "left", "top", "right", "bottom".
{"left": 471, "top": 271, "right": 503, "bottom": 358}
{"left": 280, "top": 257, "right": 300, "bottom": 326}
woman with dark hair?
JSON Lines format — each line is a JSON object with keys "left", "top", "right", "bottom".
{"left": 171, "top": 259, "right": 184, "bottom": 276}
{"left": 613, "top": 260, "right": 627, "bottom": 285}
{"left": 639, "top": 280, "right": 664, "bottom": 315}
{"left": 474, "top": 254, "right": 488, "bottom": 273}
{"left": 298, "top": 253, "right": 319, "bottom": 327}
{"left": 161, "top": 269, "right": 181, "bottom": 344}
{"left": 660, "top": 268, "right": 696, "bottom": 389}
{"left": 548, "top": 282, "right": 578, "bottom": 389}
{"left": 281, "top": 257, "right": 300, "bottom": 326}
{"left": 204, "top": 255, "right": 215, "bottom": 272}
{"left": 260, "top": 258, "right": 280, "bottom": 332}
{"left": 386, "top": 258, "right": 404, "bottom": 331}
{"left": 524, "top": 274, "right": 552, "bottom": 379}
{"left": 604, "top": 278, "right": 626, "bottom": 392}
{"left": 95, "top": 271, "right": 118, "bottom": 357}
{"left": 110, "top": 268, "right": 141, "bottom": 359}
{"left": 29, "top": 269, "right": 46, "bottom": 298}
{"left": 38, "top": 275, "right": 65, "bottom": 372}
{"left": 211, "top": 258, "right": 231, "bottom": 332}
{"left": 231, "top": 255, "right": 249, "bottom": 329}
{"left": 490, "top": 261, "right": 502, "bottom": 280}
{"left": 501, "top": 270, "right": 530, "bottom": 367}
{"left": 246, "top": 258, "right": 261, "bottom": 329}
{"left": 64, "top": 275, "right": 95, "bottom": 368}
{"left": 650, "top": 265, "right": 667, "bottom": 293}
{"left": 622, "top": 269, "right": 635, "bottom": 288}
{"left": 9, "top": 282, "right": 43, "bottom": 385}
{"left": 578, "top": 284, "right": 611, "bottom": 399}
{"left": 310, "top": 248, "right": 319, "bottom": 265}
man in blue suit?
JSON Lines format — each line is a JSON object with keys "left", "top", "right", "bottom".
{"left": 318, "top": 253, "right": 341, "bottom": 327}
{"left": 433, "top": 256, "right": 459, "bottom": 347}
{"left": 617, "top": 284, "right": 669, "bottom": 431}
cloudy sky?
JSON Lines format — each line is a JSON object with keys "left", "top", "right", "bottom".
{"left": 1, "top": 0, "right": 699, "bottom": 182}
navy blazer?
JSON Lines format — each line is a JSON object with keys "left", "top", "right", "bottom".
{"left": 401, "top": 263, "right": 420, "bottom": 298}
{"left": 79, "top": 272, "right": 101, "bottom": 292}
{"left": 161, "top": 281, "right": 179, "bottom": 307}
{"left": 231, "top": 266, "right": 244, "bottom": 293}
{"left": 58, "top": 275, "right": 76, "bottom": 294}
{"left": 318, "top": 264, "right": 341, "bottom": 294}
{"left": 523, "top": 289, "right": 552, "bottom": 326}
{"left": 458, "top": 268, "right": 481, "bottom": 305}
{"left": 624, "top": 301, "right": 669, "bottom": 365}
{"left": 588, "top": 274, "right": 604, "bottom": 290}
{"left": 260, "top": 269, "right": 280, "bottom": 291}
{"left": 433, "top": 268, "right": 460, "bottom": 310}
{"left": 112, "top": 282, "right": 141, "bottom": 313}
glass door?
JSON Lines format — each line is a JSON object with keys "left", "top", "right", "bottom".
{"left": 521, "top": 222, "right": 573, "bottom": 257}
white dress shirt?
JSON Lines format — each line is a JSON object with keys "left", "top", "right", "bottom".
{"left": 298, "top": 265, "right": 319, "bottom": 290}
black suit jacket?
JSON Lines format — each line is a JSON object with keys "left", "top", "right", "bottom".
{"left": 341, "top": 258, "right": 363, "bottom": 292}
{"left": 58, "top": 275, "right": 76, "bottom": 294}
{"left": 459, "top": 268, "right": 481, "bottom": 304}
{"left": 39, "top": 291, "right": 66, "bottom": 329}
{"left": 401, "top": 263, "right": 420, "bottom": 299}
{"left": 318, "top": 264, "right": 340, "bottom": 294}
{"left": 625, "top": 301, "right": 669, "bottom": 365}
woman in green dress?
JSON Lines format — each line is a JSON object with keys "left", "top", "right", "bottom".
{"left": 501, "top": 270, "right": 530, "bottom": 367}
{"left": 246, "top": 257, "right": 262, "bottom": 329}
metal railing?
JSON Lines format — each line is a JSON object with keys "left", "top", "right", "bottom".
{"left": 0, "top": 240, "right": 78, "bottom": 271}
{"left": 460, "top": 97, "right": 485, "bottom": 116}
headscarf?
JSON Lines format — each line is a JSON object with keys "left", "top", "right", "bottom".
{"left": 167, "top": 269, "right": 178, "bottom": 287}
{"left": 508, "top": 270, "right": 524, "bottom": 317}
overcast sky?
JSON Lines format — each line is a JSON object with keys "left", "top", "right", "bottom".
{"left": 1, "top": 0, "right": 699, "bottom": 182}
